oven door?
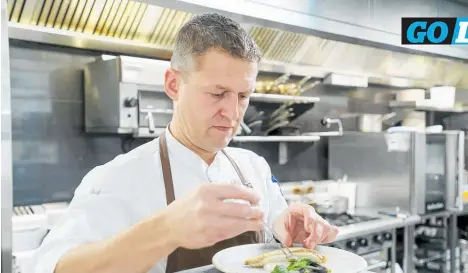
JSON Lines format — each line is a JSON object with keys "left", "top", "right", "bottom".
{"left": 424, "top": 134, "right": 450, "bottom": 213}
{"left": 448, "top": 131, "right": 465, "bottom": 211}
{"left": 424, "top": 131, "right": 465, "bottom": 213}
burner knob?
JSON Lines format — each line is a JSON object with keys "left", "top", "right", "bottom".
{"left": 123, "top": 97, "right": 137, "bottom": 108}
{"left": 358, "top": 238, "right": 368, "bottom": 247}
{"left": 384, "top": 232, "right": 392, "bottom": 241}
{"left": 346, "top": 240, "right": 358, "bottom": 250}
{"left": 374, "top": 234, "right": 384, "bottom": 244}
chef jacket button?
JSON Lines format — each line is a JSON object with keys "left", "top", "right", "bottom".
{"left": 90, "top": 188, "right": 101, "bottom": 195}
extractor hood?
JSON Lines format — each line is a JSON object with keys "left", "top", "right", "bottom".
{"left": 6, "top": 0, "right": 468, "bottom": 89}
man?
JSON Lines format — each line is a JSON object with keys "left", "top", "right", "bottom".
{"left": 31, "top": 13, "right": 339, "bottom": 273}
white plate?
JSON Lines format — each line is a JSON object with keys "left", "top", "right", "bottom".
{"left": 212, "top": 244, "right": 368, "bottom": 273}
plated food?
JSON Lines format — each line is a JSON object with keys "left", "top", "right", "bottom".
{"left": 244, "top": 247, "right": 330, "bottom": 273}
{"left": 212, "top": 244, "right": 367, "bottom": 273}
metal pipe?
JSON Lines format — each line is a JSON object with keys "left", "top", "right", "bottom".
{"left": 403, "top": 225, "right": 415, "bottom": 273}
{"left": 391, "top": 228, "right": 397, "bottom": 273}
{"left": 302, "top": 117, "right": 344, "bottom": 137}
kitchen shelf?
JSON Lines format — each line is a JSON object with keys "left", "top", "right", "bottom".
{"left": 389, "top": 101, "right": 468, "bottom": 113}
{"left": 250, "top": 93, "right": 320, "bottom": 104}
{"left": 232, "top": 135, "right": 320, "bottom": 142}
{"left": 248, "top": 94, "right": 319, "bottom": 126}
{"left": 232, "top": 135, "right": 320, "bottom": 165}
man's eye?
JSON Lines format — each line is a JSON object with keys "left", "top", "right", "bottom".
{"left": 239, "top": 94, "right": 249, "bottom": 100}
{"left": 211, "top": 93, "right": 224, "bottom": 98}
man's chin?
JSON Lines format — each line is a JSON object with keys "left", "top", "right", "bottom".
{"left": 210, "top": 137, "right": 232, "bottom": 151}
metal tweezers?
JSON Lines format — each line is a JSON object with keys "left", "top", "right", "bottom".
{"left": 263, "top": 224, "right": 295, "bottom": 260}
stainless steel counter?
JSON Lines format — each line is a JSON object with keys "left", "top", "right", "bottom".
{"left": 336, "top": 208, "right": 421, "bottom": 241}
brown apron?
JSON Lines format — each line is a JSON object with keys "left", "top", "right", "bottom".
{"left": 159, "top": 133, "right": 264, "bottom": 273}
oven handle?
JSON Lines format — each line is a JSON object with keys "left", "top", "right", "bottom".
{"left": 358, "top": 261, "right": 388, "bottom": 272}
{"left": 145, "top": 112, "right": 155, "bottom": 134}
{"left": 414, "top": 253, "right": 444, "bottom": 264}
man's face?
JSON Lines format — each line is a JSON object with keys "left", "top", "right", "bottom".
{"left": 174, "top": 49, "right": 258, "bottom": 152}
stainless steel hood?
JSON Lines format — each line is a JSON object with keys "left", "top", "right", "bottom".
{"left": 6, "top": 0, "right": 468, "bottom": 89}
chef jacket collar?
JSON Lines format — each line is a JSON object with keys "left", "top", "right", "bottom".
{"left": 164, "top": 125, "right": 223, "bottom": 172}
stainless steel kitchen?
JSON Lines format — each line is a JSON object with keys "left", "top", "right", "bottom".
{"left": 1, "top": 1, "right": 468, "bottom": 273}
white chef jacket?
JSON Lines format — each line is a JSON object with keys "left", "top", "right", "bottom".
{"left": 30, "top": 129, "right": 288, "bottom": 273}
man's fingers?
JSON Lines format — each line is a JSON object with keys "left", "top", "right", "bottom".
{"left": 205, "top": 184, "right": 261, "bottom": 205}
{"left": 284, "top": 215, "right": 296, "bottom": 247}
{"left": 206, "top": 216, "right": 264, "bottom": 243}
{"left": 223, "top": 217, "right": 264, "bottom": 237}
{"left": 322, "top": 225, "right": 340, "bottom": 243}
{"left": 215, "top": 202, "right": 264, "bottom": 219}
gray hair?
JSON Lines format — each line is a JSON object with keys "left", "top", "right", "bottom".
{"left": 171, "top": 13, "right": 261, "bottom": 71}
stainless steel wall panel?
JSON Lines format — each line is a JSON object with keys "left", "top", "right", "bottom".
{"left": 2, "top": 0, "right": 13, "bottom": 270}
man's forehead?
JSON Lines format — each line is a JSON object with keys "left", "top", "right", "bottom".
{"left": 191, "top": 49, "right": 258, "bottom": 72}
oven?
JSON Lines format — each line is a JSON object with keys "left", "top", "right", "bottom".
{"left": 321, "top": 213, "right": 396, "bottom": 273}
{"left": 328, "top": 131, "right": 465, "bottom": 216}
{"left": 84, "top": 55, "right": 172, "bottom": 138}
{"left": 279, "top": 180, "right": 399, "bottom": 272}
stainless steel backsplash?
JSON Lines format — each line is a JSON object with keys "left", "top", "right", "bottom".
{"left": 8, "top": 41, "right": 467, "bottom": 205}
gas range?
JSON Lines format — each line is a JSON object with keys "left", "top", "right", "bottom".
{"left": 319, "top": 213, "right": 393, "bottom": 254}
{"left": 320, "top": 213, "right": 381, "bottom": 227}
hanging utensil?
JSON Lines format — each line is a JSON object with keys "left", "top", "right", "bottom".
{"left": 246, "top": 120, "right": 263, "bottom": 128}
{"left": 269, "top": 103, "right": 294, "bottom": 119}
{"left": 273, "top": 73, "right": 291, "bottom": 85}
{"left": 239, "top": 122, "right": 252, "bottom": 135}
{"left": 265, "top": 120, "right": 290, "bottom": 135}
{"left": 298, "top": 80, "right": 321, "bottom": 94}
{"left": 245, "top": 110, "right": 265, "bottom": 125}
{"left": 255, "top": 74, "right": 291, "bottom": 94}
{"left": 269, "top": 112, "right": 296, "bottom": 126}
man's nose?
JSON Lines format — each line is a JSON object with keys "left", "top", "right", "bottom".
{"left": 220, "top": 94, "right": 240, "bottom": 121}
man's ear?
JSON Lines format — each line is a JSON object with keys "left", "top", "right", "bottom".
{"left": 164, "top": 68, "right": 180, "bottom": 101}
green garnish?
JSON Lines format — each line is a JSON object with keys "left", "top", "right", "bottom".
{"left": 271, "top": 258, "right": 330, "bottom": 273}
{"left": 287, "top": 258, "right": 310, "bottom": 271}
{"left": 272, "top": 265, "right": 289, "bottom": 273}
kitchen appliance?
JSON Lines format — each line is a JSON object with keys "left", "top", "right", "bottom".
{"left": 321, "top": 213, "right": 381, "bottom": 227}
{"left": 84, "top": 55, "right": 172, "bottom": 138}
{"left": 322, "top": 214, "right": 396, "bottom": 273}
{"left": 328, "top": 130, "right": 465, "bottom": 215}
{"left": 308, "top": 194, "right": 349, "bottom": 215}
{"left": 328, "top": 231, "right": 394, "bottom": 273}
{"left": 12, "top": 203, "right": 69, "bottom": 273}
{"left": 358, "top": 113, "right": 397, "bottom": 133}
{"left": 280, "top": 179, "right": 357, "bottom": 213}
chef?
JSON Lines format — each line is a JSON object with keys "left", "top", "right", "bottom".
{"left": 30, "top": 13, "right": 339, "bottom": 273}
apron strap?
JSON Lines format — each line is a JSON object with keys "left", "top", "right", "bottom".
{"left": 160, "top": 133, "right": 265, "bottom": 273}
{"left": 159, "top": 133, "right": 176, "bottom": 204}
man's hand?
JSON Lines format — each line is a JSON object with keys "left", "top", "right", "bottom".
{"left": 162, "top": 184, "right": 264, "bottom": 249}
{"left": 275, "top": 203, "right": 339, "bottom": 249}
